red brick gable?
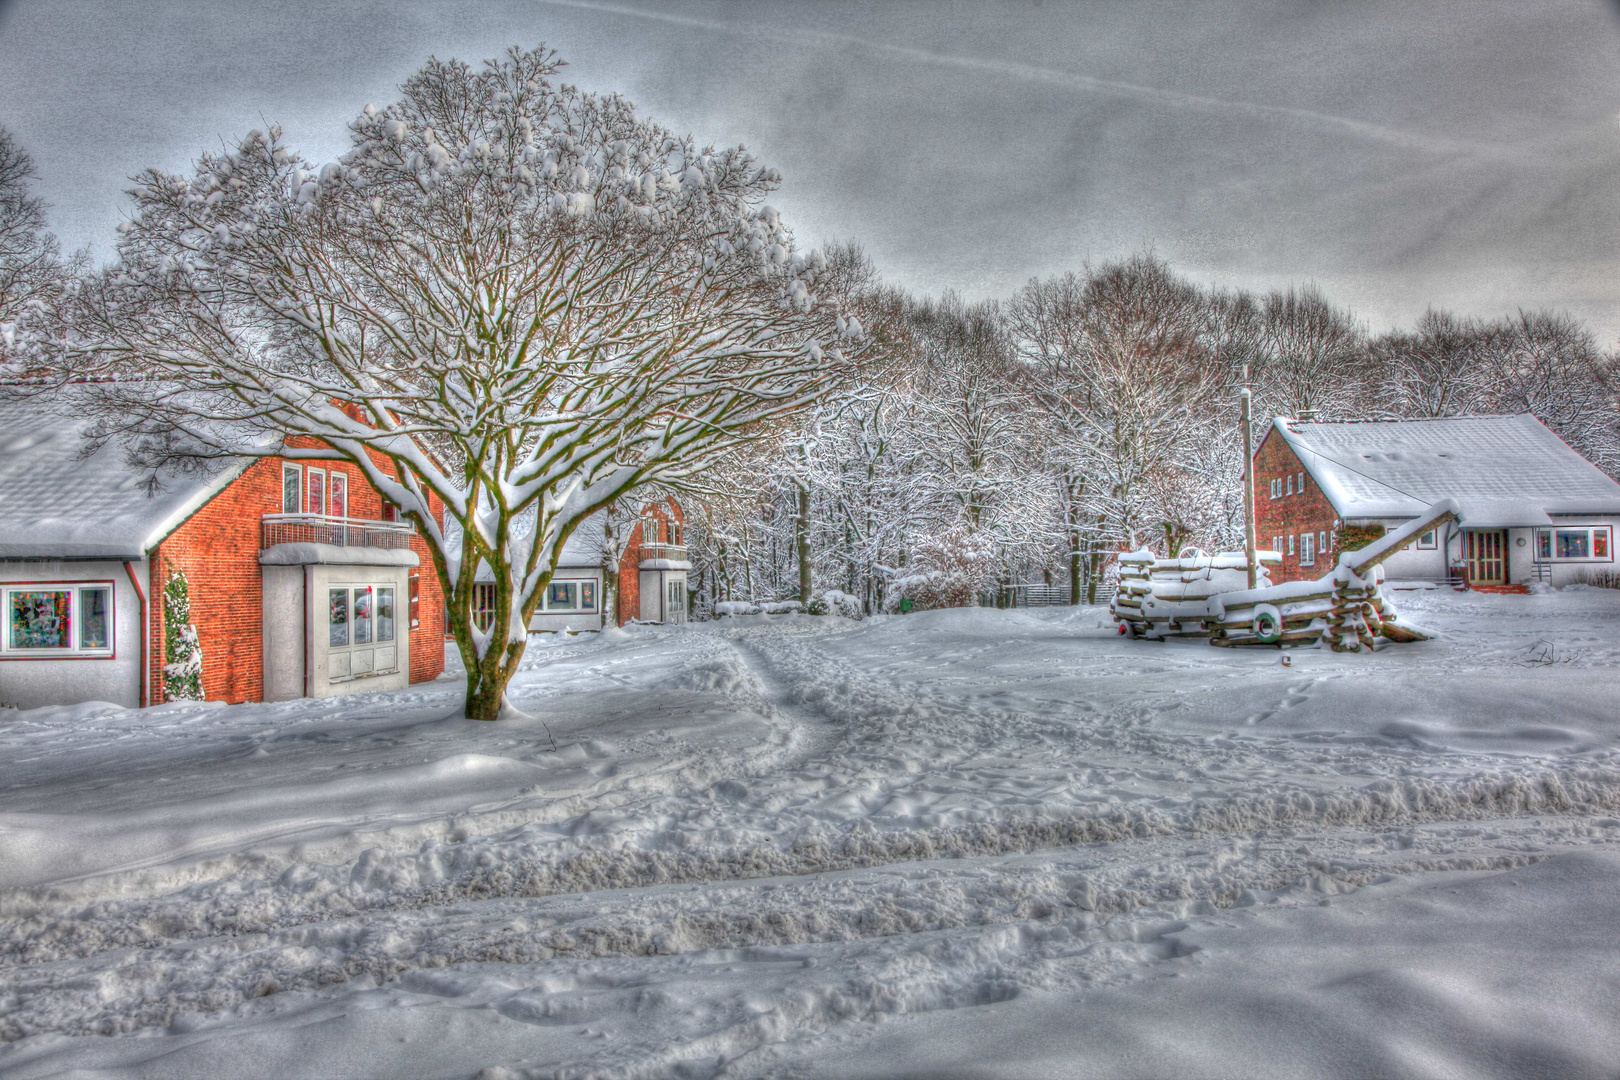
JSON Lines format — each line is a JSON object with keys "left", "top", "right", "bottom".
{"left": 148, "top": 448, "right": 446, "bottom": 705}
{"left": 1253, "top": 425, "right": 1341, "bottom": 584}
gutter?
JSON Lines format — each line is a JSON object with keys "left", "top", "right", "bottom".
{"left": 123, "top": 560, "right": 148, "bottom": 709}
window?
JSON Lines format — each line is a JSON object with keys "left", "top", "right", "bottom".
{"left": 669, "top": 521, "right": 683, "bottom": 546}
{"left": 282, "top": 464, "right": 302, "bottom": 513}
{"left": 3, "top": 584, "right": 114, "bottom": 656}
{"left": 471, "top": 583, "right": 497, "bottom": 632}
{"left": 1300, "top": 533, "right": 1315, "bottom": 567}
{"left": 547, "top": 581, "right": 578, "bottom": 610}
{"left": 668, "top": 579, "right": 685, "bottom": 613}
{"left": 1271, "top": 535, "right": 1282, "bottom": 555}
{"left": 408, "top": 571, "right": 421, "bottom": 629}
{"left": 1288, "top": 535, "right": 1295, "bottom": 556}
{"left": 1298, "top": 472, "right": 1306, "bottom": 492}
{"left": 1536, "top": 526, "right": 1614, "bottom": 562}
{"left": 580, "top": 581, "right": 597, "bottom": 611}
{"left": 1416, "top": 530, "right": 1438, "bottom": 550}
{"left": 306, "top": 469, "right": 326, "bottom": 516}
{"left": 330, "top": 472, "right": 348, "bottom": 518}
{"left": 1286, "top": 475, "right": 1294, "bottom": 496}
{"left": 1319, "top": 531, "right": 1329, "bottom": 558}
{"left": 376, "top": 587, "right": 395, "bottom": 643}
{"left": 328, "top": 588, "right": 349, "bottom": 647}
{"left": 642, "top": 517, "right": 660, "bottom": 544}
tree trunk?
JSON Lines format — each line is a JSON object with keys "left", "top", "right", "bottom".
{"left": 602, "top": 512, "right": 619, "bottom": 629}
{"left": 797, "top": 482, "right": 812, "bottom": 603}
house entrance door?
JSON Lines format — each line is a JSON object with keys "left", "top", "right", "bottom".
{"left": 327, "top": 584, "right": 398, "bottom": 681}
{"left": 1464, "top": 529, "right": 1508, "bottom": 585}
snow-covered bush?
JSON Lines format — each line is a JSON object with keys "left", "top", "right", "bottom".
{"left": 885, "top": 525, "right": 999, "bottom": 611}
{"left": 713, "top": 600, "right": 759, "bottom": 617}
{"left": 760, "top": 600, "right": 804, "bottom": 615}
{"left": 806, "top": 590, "right": 863, "bottom": 619}
{"left": 162, "top": 571, "right": 204, "bottom": 701}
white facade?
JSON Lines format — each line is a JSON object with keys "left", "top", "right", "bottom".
{"left": 259, "top": 546, "right": 416, "bottom": 700}
{"left": 0, "top": 559, "right": 149, "bottom": 710}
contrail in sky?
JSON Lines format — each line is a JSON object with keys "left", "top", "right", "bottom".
{"left": 537, "top": 0, "right": 1510, "bottom": 161}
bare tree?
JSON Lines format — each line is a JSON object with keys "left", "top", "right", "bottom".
{"left": 43, "top": 47, "right": 858, "bottom": 720}
{"left": 0, "top": 127, "right": 70, "bottom": 352}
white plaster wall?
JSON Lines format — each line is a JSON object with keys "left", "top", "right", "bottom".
{"left": 0, "top": 559, "right": 146, "bottom": 709}
{"left": 306, "top": 563, "right": 410, "bottom": 699}
{"left": 261, "top": 564, "right": 305, "bottom": 702}
{"left": 639, "top": 569, "right": 661, "bottom": 622}
{"left": 526, "top": 569, "right": 605, "bottom": 633}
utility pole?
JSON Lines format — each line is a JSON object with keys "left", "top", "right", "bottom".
{"left": 1240, "top": 365, "right": 1258, "bottom": 590}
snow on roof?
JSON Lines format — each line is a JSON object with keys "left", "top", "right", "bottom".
{"left": 0, "top": 393, "right": 245, "bottom": 560}
{"left": 1274, "top": 413, "right": 1620, "bottom": 525}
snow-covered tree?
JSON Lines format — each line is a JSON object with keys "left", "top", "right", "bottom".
{"left": 49, "top": 47, "right": 859, "bottom": 720}
{"left": 0, "top": 126, "right": 71, "bottom": 356}
{"left": 162, "top": 570, "right": 204, "bottom": 702}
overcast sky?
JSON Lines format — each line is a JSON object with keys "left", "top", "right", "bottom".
{"left": 3, "top": 0, "right": 1620, "bottom": 340}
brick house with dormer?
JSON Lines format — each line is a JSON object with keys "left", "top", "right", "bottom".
{"left": 1255, "top": 414, "right": 1620, "bottom": 589}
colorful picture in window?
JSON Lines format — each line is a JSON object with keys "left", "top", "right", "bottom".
{"left": 329, "top": 588, "right": 349, "bottom": 647}
{"left": 1538, "top": 531, "right": 1553, "bottom": 560}
{"left": 79, "top": 587, "right": 110, "bottom": 650}
{"left": 548, "top": 581, "right": 577, "bottom": 609}
{"left": 353, "top": 587, "right": 373, "bottom": 645}
{"left": 9, "top": 590, "right": 71, "bottom": 649}
{"left": 580, "top": 581, "right": 596, "bottom": 611}
{"left": 1597, "top": 530, "right": 1610, "bottom": 559}
{"left": 376, "top": 588, "right": 395, "bottom": 642}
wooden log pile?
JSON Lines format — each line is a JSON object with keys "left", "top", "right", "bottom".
{"left": 1112, "top": 501, "right": 1459, "bottom": 651}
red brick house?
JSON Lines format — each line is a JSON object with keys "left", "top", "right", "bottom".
{"left": 0, "top": 395, "right": 446, "bottom": 710}
{"left": 1255, "top": 414, "right": 1620, "bottom": 588}
{"left": 460, "top": 495, "right": 690, "bottom": 635}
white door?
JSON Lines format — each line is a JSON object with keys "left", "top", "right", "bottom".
{"left": 327, "top": 583, "right": 398, "bottom": 680}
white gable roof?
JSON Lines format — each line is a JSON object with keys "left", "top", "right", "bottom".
{"left": 1274, "top": 413, "right": 1620, "bottom": 526}
{"left": 0, "top": 394, "right": 244, "bottom": 560}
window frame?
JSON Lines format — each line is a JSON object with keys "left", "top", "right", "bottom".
{"left": 1415, "top": 529, "right": 1438, "bottom": 551}
{"left": 1299, "top": 533, "right": 1315, "bottom": 567}
{"left": 282, "top": 464, "right": 302, "bottom": 513}
{"left": 1536, "top": 525, "right": 1614, "bottom": 563}
{"left": 306, "top": 467, "right": 327, "bottom": 517}
{"left": 2, "top": 581, "right": 117, "bottom": 659}
{"left": 329, "top": 471, "right": 348, "bottom": 519}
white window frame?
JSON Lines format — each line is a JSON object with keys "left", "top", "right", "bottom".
{"left": 1415, "top": 529, "right": 1438, "bottom": 550}
{"left": 2, "top": 581, "right": 116, "bottom": 658}
{"left": 1298, "top": 471, "right": 1306, "bottom": 493}
{"left": 282, "top": 463, "right": 302, "bottom": 513}
{"left": 1536, "top": 526, "right": 1614, "bottom": 563}
{"left": 1300, "top": 533, "right": 1315, "bottom": 567}
{"left": 641, "top": 516, "right": 660, "bottom": 545}
{"left": 1286, "top": 475, "right": 1294, "bottom": 496}
{"left": 1288, "top": 534, "right": 1295, "bottom": 556}
{"left": 1271, "top": 535, "right": 1282, "bottom": 555}
{"left": 330, "top": 471, "right": 348, "bottom": 519}
{"left": 306, "top": 467, "right": 327, "bottom": 517}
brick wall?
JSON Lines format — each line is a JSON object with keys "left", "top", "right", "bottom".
{"left": 149, "top": 450, "right": 445, "bottom": 705}
{"left": 1253, "top": 426, "right": 1340, "bottom": 584}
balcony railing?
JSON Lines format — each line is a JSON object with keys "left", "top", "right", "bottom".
{"left": 640, "top": 542, "right": 689, "bottom": 563}
{"left": 261, "top": 513, "right": 415, "bottom": 551}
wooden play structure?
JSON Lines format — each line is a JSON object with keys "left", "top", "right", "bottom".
{"left": 1110, "top": 383, "right": 1457, "bottom": 651}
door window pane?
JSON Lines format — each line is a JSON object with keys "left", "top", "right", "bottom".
{"left": 1557, "top": 530, "right": 1590, "bottom": 559}
{"left": 79, "top": 587, "right": 110, "bottom": 649}
{"left": 354, "top": 587, "right": 373, "bottom": 645}
{"left": 10, "top": 590, "right": 72, "bottom": 649}
{"left": 580, "top": 581, "right": 596, "bottom": 611}
{"left": 376, "top": 588, "right": 395, "bottom": 642}
{"left": 1538, "top": 531, "right": 1552, "bottom": 559}
{"left": 329, "top": 588, "right": 349, "bottom": 646}
{"left": 282, "top": 465, "right": 301, "bottom": 513}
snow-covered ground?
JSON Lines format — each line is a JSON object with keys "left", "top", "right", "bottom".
{"left": 3, "top": 589, "right": 1620, "bottom": 1078}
